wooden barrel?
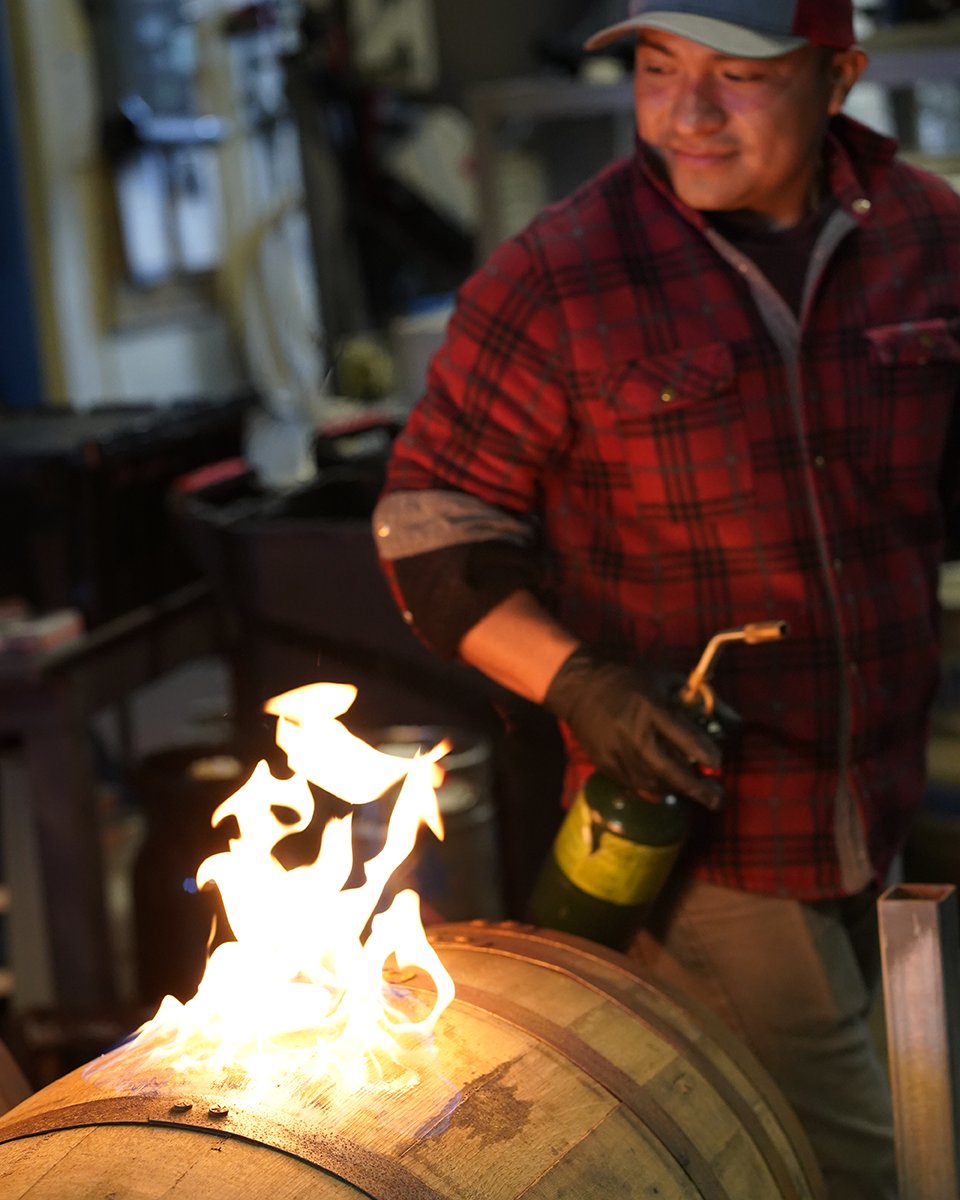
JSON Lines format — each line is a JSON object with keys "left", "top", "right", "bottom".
{"left": 0, "top": 922, "right": 824, "bottom": 1200}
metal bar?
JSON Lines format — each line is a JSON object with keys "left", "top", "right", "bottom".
{"left": 878, "top": 883, "right": 960, "bottom": 1200}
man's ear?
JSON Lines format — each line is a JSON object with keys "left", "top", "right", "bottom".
{"left": 828, "top": 48, "right": 869, "bottom": 115}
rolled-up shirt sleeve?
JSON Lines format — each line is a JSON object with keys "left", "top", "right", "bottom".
{"left": 372, "top": 232, "right": 570, "bottom": 656}
{"left": 373, "top": 490, "right": 542, "bottom": 658}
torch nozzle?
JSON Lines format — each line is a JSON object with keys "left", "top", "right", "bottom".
{"left": 679, "top": 620, "right": 789, "bottom": 712}
{"left": 741, "top": 620, "right": 790, "bottom": 645}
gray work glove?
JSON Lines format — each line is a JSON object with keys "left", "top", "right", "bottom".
{"left": 543, "top": 646, "right": 725, "bottom": 811}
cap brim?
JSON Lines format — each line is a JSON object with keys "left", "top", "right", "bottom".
{"left": 584, "top": 12, "right": 808, "bottom": 58}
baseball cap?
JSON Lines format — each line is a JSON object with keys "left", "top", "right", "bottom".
{"left": 584, "top": 0, "right": 855, "bottom": 58}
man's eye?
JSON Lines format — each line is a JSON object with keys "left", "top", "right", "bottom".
{"left": 640, "top": 61, "right": 672, "bottom": 76}
{"left": 722, "top": 70, "right": 765, "bottom": 83}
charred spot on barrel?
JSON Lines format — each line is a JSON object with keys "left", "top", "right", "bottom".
{"left": 445, "top": 1061, "right": 533, "bottom": 1143}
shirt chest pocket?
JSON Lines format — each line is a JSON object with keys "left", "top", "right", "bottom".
{"left": 600, "top": 342, "right": 754, "bottom": 523}
{"left": 864, "top": 318, "right": 960, "bottom": 490}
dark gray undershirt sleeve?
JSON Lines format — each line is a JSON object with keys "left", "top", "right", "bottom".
{"left": 373, "top": 490, "right": 542, "bottom": 659}
{"left": 391, "top": 539, "right": 544, "bottom": 659}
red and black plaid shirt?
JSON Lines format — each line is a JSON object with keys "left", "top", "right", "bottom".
{"left": 378, "top": 116, "right": 960, "bottom": 899}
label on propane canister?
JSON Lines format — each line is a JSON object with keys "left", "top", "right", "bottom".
{"left": 553, "top": 791, "right": 683, "bottom": 906}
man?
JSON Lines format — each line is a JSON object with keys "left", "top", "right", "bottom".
{"left": 372, "top": 2, "right": 960, "bottom": 1195}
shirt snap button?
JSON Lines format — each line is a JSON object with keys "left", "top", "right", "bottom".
{"left": 852, "top": 197, "right": 872, "bottom": 214}
{"left": 814, "top": 455, "right": 827, "bottom": 469}
{"left": 661, "top": 389, "right": 675, "bottom": 403}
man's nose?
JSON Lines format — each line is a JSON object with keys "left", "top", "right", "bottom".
{"left": 672, "top": 77, "right": 725, "bottom": 133}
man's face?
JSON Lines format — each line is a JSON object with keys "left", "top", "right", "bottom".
{"left": 633, "top": 31, "right": 862, "bottom": 228}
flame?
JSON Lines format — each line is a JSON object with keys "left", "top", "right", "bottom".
{"left": 89, "top": 683, "right": 457, "bottom": 1117}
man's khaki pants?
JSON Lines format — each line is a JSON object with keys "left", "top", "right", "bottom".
{"left": 628, "top": 878, "right": 898, "bottom": 1200}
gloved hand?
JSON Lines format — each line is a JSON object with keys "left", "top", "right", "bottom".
{"left": 543, "top": 646, "right": 725, "bottom": 811}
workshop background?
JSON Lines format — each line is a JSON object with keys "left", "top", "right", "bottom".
{"left": 1, "top": 0, "right": 960, "bottom": 1088}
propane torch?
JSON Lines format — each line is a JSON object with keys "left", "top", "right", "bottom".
{"left": 679, "top": 619, "right": 790, "bottom": 717}
{"left": 528, "top": 618, "right": 790, "bottom": 949}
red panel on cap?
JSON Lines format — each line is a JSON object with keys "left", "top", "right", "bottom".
{"left": 793, "top": 0, "right": 855, "bottom": 48}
